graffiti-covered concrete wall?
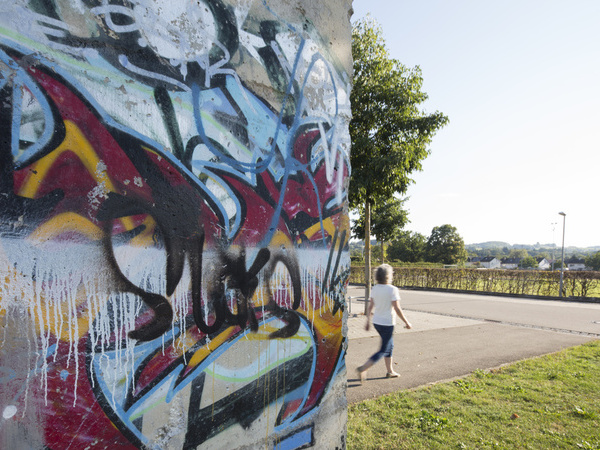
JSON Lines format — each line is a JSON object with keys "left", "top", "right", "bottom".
{"left": 0, "top": 1, "right": 352, "bottom": 448}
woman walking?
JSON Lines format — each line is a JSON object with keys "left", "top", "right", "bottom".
{"left": 357, "top": 264, "right": 412, "bottom": 381}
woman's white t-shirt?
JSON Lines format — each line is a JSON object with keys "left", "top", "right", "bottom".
{"left": 371, "top": 284, "right": 401, "bottom": 326}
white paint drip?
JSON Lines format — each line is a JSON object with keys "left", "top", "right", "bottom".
{"left": 0, "top": 239, "right": 347, "bottom": 425}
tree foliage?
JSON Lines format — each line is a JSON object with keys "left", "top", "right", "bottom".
{"left": 351, "top": 197, "right": 408, "bottom": 242}
{"left": 585, "top": 252, "right": 600, "bottom": 271}
{"left": 371, "top": 243, "right": 384, "bottom": 262}
{"left": 520, "top": 256, "right": 538, "bottom": 269}
{"left": 426, "top": 224, "right": 467, "bottom": 264}
{"left": 509, "top": 249, "right": 530, "bottom": 260}
{"left": 387, "top": 231, "right": 427, "bottom": 262}
{"left": 352, "top": 197, "right": 408, "bottom": 263}
{"left": 349, "top": 18, "right": 449, "bottom": 210}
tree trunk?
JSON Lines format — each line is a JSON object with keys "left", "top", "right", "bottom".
{"left": 381, "top": 238, "right": 385, "bottom": 264}
{"left": 364, "top": 199, "right": 371, "bottom": 314}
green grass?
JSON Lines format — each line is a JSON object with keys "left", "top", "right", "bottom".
{"left": 348, "top": 340, "right": 600, "bottom": 449}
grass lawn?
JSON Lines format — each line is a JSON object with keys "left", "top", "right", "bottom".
{"left": 348, "top": 340, "right": 600, "bottom": 449}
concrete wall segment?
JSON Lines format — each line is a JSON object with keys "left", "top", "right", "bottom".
{"left": 0, "top": 0, "right": 352, "bottom": 448}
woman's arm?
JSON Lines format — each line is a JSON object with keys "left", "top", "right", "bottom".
{"left": 392, "top": 301, "right": 412, "bottom": 329}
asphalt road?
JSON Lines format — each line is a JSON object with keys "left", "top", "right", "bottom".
{"left": 399, "top": 290, "right": 600, "bottom": 335}
{"left": 346, "top": 286, "right": 600, "bottom": 404}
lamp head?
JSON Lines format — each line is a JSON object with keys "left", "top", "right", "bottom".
{"left": 558, "top": 212, "right": 566, "bottom": 216}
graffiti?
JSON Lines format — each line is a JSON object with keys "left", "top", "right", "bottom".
{"left": 0, "top": 0, "right": 351, "bottom": 448}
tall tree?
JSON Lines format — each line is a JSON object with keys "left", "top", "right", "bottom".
{"left": 508, "top": 249, "right": 530, "bottom": 260}
{"left": 520, "top": 255, "right": 538, "bottom": 269}
{"left": 425, "top": 224, "right": 467, "bottom": 265}
{"left": 350, "top": 18, "right": 448, "bottom": 310}
{"left": 585, "top": 252, "right": 600, "bottom": 271}
{"left": 387, "top": 230, "right": 427, "bottom": 262}
{"left": 351, "top": 196, "right": 409, "bottom": 263}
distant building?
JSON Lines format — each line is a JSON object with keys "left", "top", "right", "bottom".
{"left": 467, "top": 256, "right": 500, "bottom": 268}
{"left": 480, "top": 256, "right": 501, "bottom": 269}
{"left": 501, "top": 257, "right": 521, "bottom": 270}
{"left": 466, "top": 257, "right": 482, "bottom": 267}
{"left": 565, "top": 257, "right": 586, "bottom": 271}
{"left": 536, "top": 257, "right": 551, "bottom": 270}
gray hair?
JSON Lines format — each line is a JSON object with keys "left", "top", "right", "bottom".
{"left": 374, "top": 264, "right": 393, "bottom": 284}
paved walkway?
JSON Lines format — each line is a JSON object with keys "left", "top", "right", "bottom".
{"left": 345, "top": 285, "right": 599, "bottom": 404}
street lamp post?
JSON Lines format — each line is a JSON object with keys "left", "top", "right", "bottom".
{"left": 559, "top": 212, "right": 566, "bottom": 298}
{"left": 551, "top": 222, "right": 557, "bottom": 271}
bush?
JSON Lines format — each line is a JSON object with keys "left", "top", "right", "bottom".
{"left": 349, "top": 265, "right": 600, "bottom": 298}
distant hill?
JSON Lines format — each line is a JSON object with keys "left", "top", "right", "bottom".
{"left": 351, "top": 239, "right": 600, "bottom": 255}
{"left": 467, "top": 241, "right": 511, "bottom": 249}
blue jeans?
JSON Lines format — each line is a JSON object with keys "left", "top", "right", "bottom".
{"left": 369, "top": 324, "right": 394, "bottom": 363}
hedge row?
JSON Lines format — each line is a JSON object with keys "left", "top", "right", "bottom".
{"left": 349, "top": 266, "right": 600, "bottom": 299}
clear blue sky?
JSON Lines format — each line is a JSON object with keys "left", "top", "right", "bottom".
{"left": 351, "top": 0, "right": 600, "bottom": 248}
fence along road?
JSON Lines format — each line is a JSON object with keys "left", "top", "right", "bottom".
{"left": 345, "top": 286, "right": 600, "bottom": 404}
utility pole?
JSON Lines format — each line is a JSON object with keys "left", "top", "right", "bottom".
{"left": 558, "top": 212, "right": 566, "bottom": 297}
